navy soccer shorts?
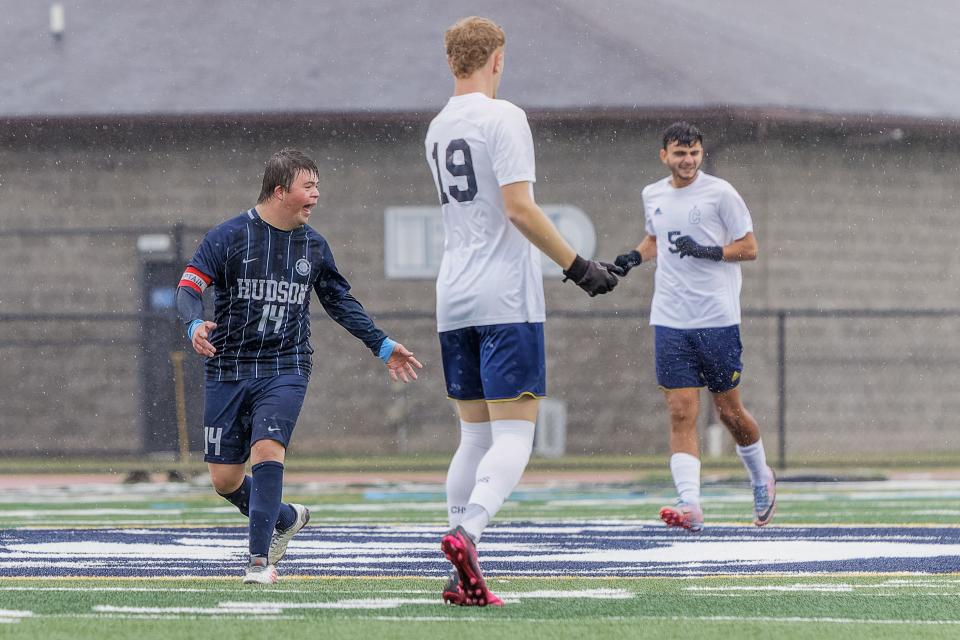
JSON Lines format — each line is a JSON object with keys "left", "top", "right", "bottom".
{"left": 654, "top": 325, "right": 743, "bottom": 393}
{"left": 202, "top": 374, "right": 309, "bottom": 464}
{"left": 439, "top": 322, "right": 546, "bottom": 402}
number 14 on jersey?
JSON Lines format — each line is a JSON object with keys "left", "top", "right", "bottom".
{"left": 257, "top": 304, "right": 284, "bottom": 334}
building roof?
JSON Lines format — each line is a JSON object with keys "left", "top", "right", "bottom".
{"left": 2, "top": 0, "right": 958, "bottom": 122}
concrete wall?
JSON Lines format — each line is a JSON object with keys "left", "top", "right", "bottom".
{"left": 1, "top": 117, "right": 958, "bottom": 457}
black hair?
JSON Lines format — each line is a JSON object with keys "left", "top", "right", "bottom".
{"left": 257, "top": 149, "right": 319, "bottom": 204}
{"left": 662, "top": 122, "right": 703, "bottom": 149}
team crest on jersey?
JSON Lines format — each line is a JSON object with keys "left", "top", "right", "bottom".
{"left": 688, "top": 206, "right": 702, "bottom": 224}
{"left": 295, "top": 258, "right": 311, "bottom": 277}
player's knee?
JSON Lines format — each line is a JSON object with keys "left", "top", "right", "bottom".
{"left": 251, "top": 438, "right": 286, "bottom": 464}
{"left": 667, "top": 399, "right": 697, "bottom": 426}
{"left": 210, "top": 471, "right": 243, "bottom": 495}
{"left": 715, "top": 400, "right": 747, "bottom": 428}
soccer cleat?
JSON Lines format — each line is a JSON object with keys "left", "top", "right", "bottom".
{"left": 752, "top": 467, "right": 777, "bottom": 527}
{"left": 440, "top": 526, "right": 503, "bottom": 607}
{"left": 268, "top": 503, "right": 310, "bottom": 565}
{"left": 442, "top": 568, "right": 466, "bottom": 605}
{"left": 242, "top": 555, "right": 278, "bottom": 584}
{"left": 659, "top": 501, "right": 704, "bottom": 532}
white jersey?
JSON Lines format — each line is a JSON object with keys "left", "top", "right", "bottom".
{"left": 425, "top": 92, "right": 545, "bottom": 332}
{"left": 644, "top": 172, "right": 754, "bottom": 329}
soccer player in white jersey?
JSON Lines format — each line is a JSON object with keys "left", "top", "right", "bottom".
{"left": 425, "top": 16, "right": 619, "bottom": 606}
{"left": 610, "top": 122, "right": 776, "bottom": 532}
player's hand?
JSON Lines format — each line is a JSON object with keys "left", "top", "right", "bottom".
{"left": 675, "top": 236, "right": 723, "bottom": 261}
{"left": 191, "top": 321, "right": 218, "bottom": 357}
{"left": 600, "top": 261, "right": 627, "bottom": 277}
{"left": 612, "top": 250, "right": 642, "bottom": 276}
{"left": 562, "top": 255, "right": 619, "bottom": 296}
{"left": 385, "top": 342, "right": 423, "bottom": 383}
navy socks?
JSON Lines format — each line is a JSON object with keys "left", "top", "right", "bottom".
{"left": 218, "top": 468, "right": 298, "bottom": 554}
{"left": 249, "top": 461, "right": 285, "bottom": 557}
{"left": 218, "top": 476, "right": 252, "bottom": 516}
{"left": 219, "top": 476, "right": 297, "bottom": 531}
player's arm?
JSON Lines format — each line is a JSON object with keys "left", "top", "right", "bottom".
{"left": 722, "top": 232, "right": 758, "bottom": 261}
{"left": 501, "top": 181, "right": 617, "bottom": 296}
{"left": 176, "top": 266, "right": 217, "bottom": 357}
{"left": 314, "top": 254, "right": 422, "bottom": 383}
{"left": 675, "top": 231, "right": 757, "bottom": 262}
{"left": 611, "top": 235, "right": 657, "bottom": 276}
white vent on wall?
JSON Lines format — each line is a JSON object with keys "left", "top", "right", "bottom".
{"left": 384, "top": 204, "right": 597, "bottom": 279}
{"left": 534, "top": 398, "right": 567, "bottom": 458}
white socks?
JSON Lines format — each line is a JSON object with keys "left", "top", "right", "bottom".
{"left": 736, "top": 439, "right": 772, "bottom": 486}
{"left": 459, "top": 419, "right": 535, "bottom": 541}
{"left": 670, "top": 452, "right": 702, "bottom": 506}
{"left": 445, "top": 420, "right": 492, "bottom": 528}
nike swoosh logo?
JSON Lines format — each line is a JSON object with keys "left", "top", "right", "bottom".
{"left": 267, "top": 427, "right": 282, "bottom": 432}
{"left": 242, "top": 257, "right": 258, "bottom": 264}
{"left": 756, "top": 502, "right": 775, "bottom": 522}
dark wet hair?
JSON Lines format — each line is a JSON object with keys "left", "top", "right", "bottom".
{"left": 662, "top": 122, "right": 703, "bottom": 149}
{"left": 257, "top": 149, "right": 319, "bottom": 204}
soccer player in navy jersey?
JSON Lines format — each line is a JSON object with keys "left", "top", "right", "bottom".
{"left": 176, "top": 149, "right": 422, "bottom": 584}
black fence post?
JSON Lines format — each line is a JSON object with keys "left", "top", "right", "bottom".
{"left": 777, "top": 311, "right": 787, "bottom": 470}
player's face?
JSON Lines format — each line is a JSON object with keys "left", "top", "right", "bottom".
{"left": 660, "top": 141, "right": 703, "bottom": 186}
{"left": 281, "top": 170, "right": 320, "bottom": 227}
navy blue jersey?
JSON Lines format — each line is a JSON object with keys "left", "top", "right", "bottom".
{"left": 179, "top": 208, "right": 387, "bottom": 381}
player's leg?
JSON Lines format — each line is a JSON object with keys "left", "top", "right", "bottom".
{"left": 443, "top": 396, "right": 536, "bottom": 607}
{"left": 439, "top": 327, "right": 492, "bottom": 531}
{"left": 244, "top": 375, "right": 310, "bottom": 582}
{"left": 202, "top": 380, "right": 277, "bottom": 582}
{"left": 440, "top": 322, "right": 544, "bottom": 606}
{"left": 447, "top": 400, "right": 493, "bottom": 530}
{"left": 460, "top": 322, "right": 542, "bottom": 542}
{"left": 654, "top": 326, "right": 705, "bottom": 531}
{"left": 438, "top": 327, "right": 492, "bottom": 605}
{"left": 203, "top": 380, "right": 251, "bottom": 509}
{"left": 460, "top": 396, "right": 537, "bottom": 540}
{"left": 659, "top": 388, "right": 704, "bottom": 530}
{"left": 701, "top": 325, "right": 776, "bottom": 526}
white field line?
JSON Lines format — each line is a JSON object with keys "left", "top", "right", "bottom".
{"left": 0, "top": 586, "right": 439, "bottom": 594}
{"left": 48, "top": 613, "right": 300, "bottom": 621}
{"left": 365, "top": 614, "right": 960, "bottom": 626}
{"left": 0, "top": 610, "right": 33, "bottom": 625}
{"left": 94, "top": 605, "right": 291, "bottom": 615}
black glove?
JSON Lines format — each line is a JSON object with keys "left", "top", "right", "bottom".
{"left": 675, "top": 235, "right": 723, "bottom": 261}
{"left": 562, "top": 254, "right": 618, "bottom": 297}
{"left": 600, "top": 261, "right": 626, "bottom": 277}
{"left": 612, "top": 250, "right": 642, "bottom": 276}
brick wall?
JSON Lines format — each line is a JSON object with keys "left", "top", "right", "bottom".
{"left": 1, "top": 119, "right": 957, "bottom": 457}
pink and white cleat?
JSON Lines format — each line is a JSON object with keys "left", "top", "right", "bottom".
{"left": 441, "top": 526, "right": 503, "bottom": 607}
{"left": 442, "top": 568, "right": 466, "bottom": 605}
{"left": 659, "top": 501, "right": 704, "bottom": 532}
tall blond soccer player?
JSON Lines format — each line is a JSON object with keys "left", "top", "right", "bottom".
{"left": 425, "top": 17, "right": 619, "bottom": 606}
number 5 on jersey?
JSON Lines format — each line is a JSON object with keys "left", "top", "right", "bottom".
{"left": 257, "top": 304, "right": 284, "bottom": 334}
{"left": 431, "top": 139, "right": 478, "bottom": 203}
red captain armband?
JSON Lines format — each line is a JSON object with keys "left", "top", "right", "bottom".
{"left": 178, "top": 267, "right": 212, "bottom": 294}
